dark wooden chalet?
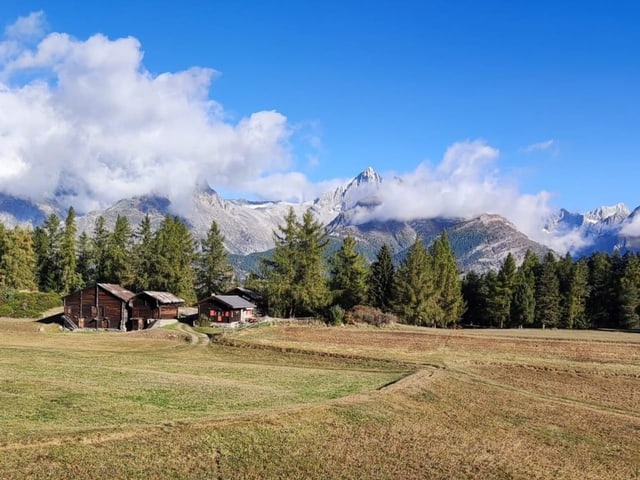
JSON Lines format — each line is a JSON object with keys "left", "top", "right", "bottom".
{"left": 225, "top": 287, "right": 265, "bottom": 314}
{"left": 128, "top": 291, "right": 186, "bottom": 330}
{"left": 198, "top": 295, "right": 256, "bottom": 324}
{"left": 63, "top": 283, "right": 135, "bottom": 330}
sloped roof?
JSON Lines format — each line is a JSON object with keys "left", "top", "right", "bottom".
{"left": 138, "top": 291, "right": 185, "bottom": 305}
{"left": 97, "top": 283, "right": 136, "bottom": 302}
{"left": 227, "top": 286, "right": 263, "bottom": 301}
{"left": 200, "top": 295, "right": 256, "bottom": 310}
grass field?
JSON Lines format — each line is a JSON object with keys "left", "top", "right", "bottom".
{"left": 1, "top": 318, "right": 639, "bottom": 479}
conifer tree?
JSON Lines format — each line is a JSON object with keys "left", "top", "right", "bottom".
{"left": 430, "top": 232, "right": 464, "bottom": 327}
{"left": 616, "top": 253, "right": 640, "bottom": 329}
{"left": 195, "top": 220, "right": 234, "bottom": 299}
{"left": 535, "top": 252, "right": 561, "bottom": 328}
{"left": 393, "top": 238, "right": 434, "bottom": 326}
{"left": 60, "top": 207, "right": 82, "bottom": 294}
{"left": 329, "top": 236, "right": 368, "bottom": 310}
{"left": 510, "top": 271, "right": 535, "bottom": 327}
{"left": 461, "top": 270, "right": 487, "bottom": 326}
{"left": 1, "top": 227, "right": 37, "bottom": 290}
{"left": 91, "top": 216, "right": 110, "bottom": 282}
{"left": 132, "top": 214, "right": 155, "bottom": 292}
{"left": 368, "top": 244, "right": 395, "bottom": 312}
{"left": 76, "top": 231, "right": 93, "bottom": 285}
{"left": 586, "top": 252, "right": 613, "bottom": 328}
{"left": 34, "top": 214, "right": 63, "bottom": 292}
{"left": 565, "top": 258, "right": 590, "bottom": 329}
{"left": 104, "top": 215, "right": 133, "bottom": 286}
{"left": 486, "top": 253, "right": 517, "bottom": 328}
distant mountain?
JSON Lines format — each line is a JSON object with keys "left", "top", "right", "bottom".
{"left": 543, "top": 203, "right": 640, "bottom": 256}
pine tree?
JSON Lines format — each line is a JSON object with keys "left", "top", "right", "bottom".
{"left": 393, "top": 239, "right": 434, "bottom": 326}
{"left": 430, "top": 232, "right": 464, "bottom": 327}
{"left": 105, "top": 215, "right": 133, "bottom": 286}
{"left": 510, "top": 271, "right": 535, "bottom": 327}
{"left": 132, "top": 214, "right": 155, "bottom": 292}
{"left": 329, "top": 236, "right": 368, "bottom": 310}
{"left": 368, "top": 244, "right": 395, "bottom": 312}
{"left": 91, "top": 216, "right": 110, "bottom": 282}
{"left": 461, "top": 271, "right": 487, "bottom": 326}
{"left": 615, "top": 253, "right": 640, "bottom": 329}
{"left": 586, "top": 252, "right": 613, "bottom": 328}
{"left": 486, "top": 253, "right": 517, "bottom": 328}
{"left": 195, "top": 220, "right": 234, "bottom": 299}
{"left": 34, "top": 214, "right": 63, "bottom": 292}
{"left": 60, "top": 207, "right": 82, "bottom": 294}
{"left": 565, "top": 258, "right": 590, "bottom": 329}
{"left": 76, "top": 231, "right": 93, "bottom": 285}
{"left": 535, "top": 252, "right": 561, "bottom": 328}
{"left": 150, "top": 215, "right": 197, "bottom": 303}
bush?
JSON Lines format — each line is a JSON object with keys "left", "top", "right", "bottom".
{"left": 326, "top": 305, "right": 345, "bottom": 326}
{"left": 0, "top": 290, "right": 62, "bottom": 318}
{"left": 196, "top": 314, "right": 211, "bottom": 327}
{"left": 347, "top": 305, "right": 397, "bottom": 327}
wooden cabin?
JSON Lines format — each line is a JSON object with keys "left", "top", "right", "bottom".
{"left": 63, "top": 283, "right": 135, "bottom": 330}
{"left": 225, "top": 287, "right": 265, "bottom": 314}
{"left": 198, "top": 295, "right": 256, "bottom": 324}
{"left": 128, "top": 291, "right": 185, "bottom": 330}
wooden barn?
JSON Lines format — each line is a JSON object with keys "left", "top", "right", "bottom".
{"left": 63, "top": 283, "right": 135, "bottom": 330}
{"left": 198, "top": 295, "right": 256, "bottom": 324}
{"left": 128, "top": 291, "right": 185, "bottom": 330}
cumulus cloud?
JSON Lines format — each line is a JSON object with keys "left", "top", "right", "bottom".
{"left": 347, "top": 139, "right": 570, "bottom": 248}
{"left": 0, "top": 13, "right": 294, "bottom": 215}
{"left": 620, "top": 214, "right": 640, "bottom": 237}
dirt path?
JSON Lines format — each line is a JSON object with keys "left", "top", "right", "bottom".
{"left": 175, "top": 322, "right": 210, "bottom": 346}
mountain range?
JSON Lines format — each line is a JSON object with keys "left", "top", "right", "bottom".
{"left": 0, "top": 167, "right": 638, "bottom": 275}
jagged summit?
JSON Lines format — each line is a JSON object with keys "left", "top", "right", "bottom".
{"left": 348, "top": 166, "right": 383, "bottom": 187}
{"left": 584, "top": 203, "right": 630, "bottom": 224}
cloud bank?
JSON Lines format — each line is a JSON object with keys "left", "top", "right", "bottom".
{"left": 0, "top": 13, "right": 295, "bottom": 214}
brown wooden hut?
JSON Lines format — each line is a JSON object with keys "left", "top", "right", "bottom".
{"left": 63, "top": 283, "right": 135, "bottom": 330}
{"left": 128, "top": 291, "right": 185, "bottom": 330}
{"left": 198, "top": 295, "right": 256, "bottom": 324}
{"left": 225, "top": 287, "right": 265, "bottom": 314}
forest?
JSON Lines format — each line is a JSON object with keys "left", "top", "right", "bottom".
{"left": 0, "top": 206, "right": 638, "bottom": 329}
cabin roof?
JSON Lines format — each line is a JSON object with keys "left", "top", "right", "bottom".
{"left": 137, "top": 291, "right": 186, "bottom": 305}
{"left": 96, "top": 283, "right": 136, "bottom": 302}
{"left": 200, "top": 295, "right": 256, "bottom": 310}
{"left": 227, "top": 286, "right": 263, "bottom": 300}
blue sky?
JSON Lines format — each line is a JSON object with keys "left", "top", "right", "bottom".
{"left": 0, "top": 0, "right": 639, "bottom": 217}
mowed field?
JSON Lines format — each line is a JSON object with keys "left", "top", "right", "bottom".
{"left": 0, "top": 318, "right": 639, "bottom": 479}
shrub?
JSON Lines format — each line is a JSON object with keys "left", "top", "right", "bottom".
{"left": 326, "top": 305, "right": 345, "bottom": 326}
{"left": 348, "top": 305, "right": 397, "bottom": 327}
{"left": 0, "top": 290, "right": 62, "bottom": 318}
{"left": 196, "top": 314, "right": 211, "bottom": 327}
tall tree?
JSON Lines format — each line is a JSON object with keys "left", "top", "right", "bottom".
{"left": 510, "top": 271, "right": 535, "bottom": 328}
{"left": 430, "top": 232, "right": 464, "bottom": 327}
{"left": 91, "top": 216, "right": 110, "bottom": 282}
{"left": 486, "top": 253, "right": 517, "bottom": 328}
{"left": 586, "top": 252, "right": 613, "bottom": 328}
{"left": 132, "top": 214, "right": 155, "bottom": 292}
{"left": 105, "top": 215, "right": 133, "bottom": 286}
{"left": 329, "top": 236, "right": 368, "bottom": 310}
{"left": 1, "top": 227, "right": 37, "bottom": 290}
{"left": 195, "top": 220, "right": 234, "bottom": 299}
{"left": 34, "top": 214, "right": 63, "bottom": 292}
{"left": 60, "top": 207, "right": 82, "bottom": 294}
{"left": 76, "top": 231, "right": 93, "bottom": 285}
{"left": 393, "top": 238, "right": 434, "bottom": 326}
{"left": 615, "top": 253, "right": 640, "bottom": 329}
{"left": 368, "top": 244, "right": 395, "bottom": 312}
{"left": 535, "top": 252, "right": 561, "bottom": 328}
{"left": 565, "top": 258, "right": 590, "bottom": 329}
{"left": 150, "top": 215, "right": 197, "bottom": 303}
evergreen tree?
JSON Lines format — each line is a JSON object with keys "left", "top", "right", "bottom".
{"left": 556, "top": 252, "right": 575, "bottom": 326}
{"left": 150, "top": 215, "right": 197, "bottom": 303}
{"left": 535, "top": 252, "right": 561, "bottom": 328}
{"left": 430, "top": 232, "right": 464, "bottom": 327}
{"left": 195, "top": 220, "right": 234, "bottom": 299}
{"left": 510, "top": 271, "right": 535, "bottom": 328}
{"left": 132, "top": 214, "right": 155, "bottom": 292}
{"left": 393, "top": 239, "right": 434, "bottom": 326}
{"left": 368, "top": 244, "right": 395, "bottom": 312}
{"left": 487, "top": 253, "right": 517, "bottom": 328}
{"left": 60, "top": 207, "right": 82, "bottom": 294}
{"left": 0, "top": 222, "right": 8, "bottom": 287}
{"left": 461, "top": 271, "right": 487, "bottom": 326}
{"left": 34, "top": 214, "right": 63, "bottom": 292}
{"left": 76, "top": 231, "right": 93, "bottom": 285}
{"left": 1, "top": 227, "right": 37, "bottom": 290}
{"left": 91, "top": 216, "right": 110, "bottom": 282}
{"left": 615, "top": 253, "right": 640, "bottom": 329}
{"left": 105, "top": 215, "right": 133, "bottom": 286}
{"left": 586, "top": 252, "right": 613, "bottom": 328}
{"left": 329, "top": 236, "right": 368, "bottom": 310}
{"left": 565, "top": 258, "right": 590, "bottom": 329}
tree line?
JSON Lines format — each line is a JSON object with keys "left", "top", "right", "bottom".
{"left": 0, "top": 207, "right": 233, "bottom": 304}
{"left": 462, "top": 250, "right": 640, "bottom": 330}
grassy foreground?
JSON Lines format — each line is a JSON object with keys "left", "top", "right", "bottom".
{"left": 1, "top": 318, "right": 639, "bottom": 479}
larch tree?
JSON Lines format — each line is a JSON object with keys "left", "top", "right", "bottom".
{"left": 329, "top": 235, "right": 369, "bottom": 310}
{"left": 195, "top": 220, "right": 234, "bottom": 299}
{"left": 105, "top": 215, "right": 133, "bottom": 286}
{"left": 91, "top": 216, "right": 110, "bottom": 283}
{"left": 76, "top": 231, "right": 93, "bottom": 285}
{"left": 535, "top": 252, "right": 561, "bottom": 328}
{"left": 132, "top": 214, "right": 155, "bottom": 292}
{"left": 487, "top": 253, "right": 517, "bottom": 328}
{"left": 34, "top": 214, "right": 63, "bottom": 292}
{"left": 60, "top": 207, "right": 83, "bottom": 294}
{"left": 565, "top": 258, "right": 590, "bottom": 329}
{"left": 429, "top": 232, "right": 464, "bottom": 327}
{"left": 368, "top": 244, "right": 395, "bottom": 312}
{"left": 1, "top": 226, "right": 37, "bottom": 291}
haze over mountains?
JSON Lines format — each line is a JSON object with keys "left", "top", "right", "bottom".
{"left": 0, "top": 167, "right": 638, "bottom": 274}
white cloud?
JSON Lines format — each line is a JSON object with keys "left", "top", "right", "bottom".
{"left": 620, "top": 215, "right": 640, "bottom": 237}
{"left": 522, "top": 139, "right": 556, "bottom": 154}
{"left": 350, "top": 140, "right": 559, "bottom": 246}
{"left": 0, "top": 15, "right": 294, "bottom": 215}
{"left": 4, "top": 11, "right": 46, "bottom": 41}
